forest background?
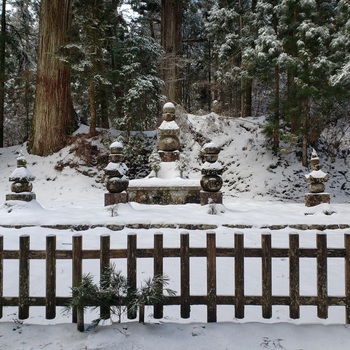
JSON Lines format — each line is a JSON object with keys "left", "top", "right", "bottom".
{"left": 0, "top": 0, "right": 350, "bottom": 170}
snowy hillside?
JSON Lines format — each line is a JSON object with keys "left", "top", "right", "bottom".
{"left": 1, "top": 111, "right": 349, "bottom": 209}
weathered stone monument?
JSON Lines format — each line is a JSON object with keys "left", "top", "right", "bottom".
{"left": 104, "top": 141, "right": 129, "bottom": 206}
{"left": 6, "top": 151, "right": 36, "bottom": 202}
{"left": 200, "top": 142, "right": 223, "bottom": 205}
{"left": 305, "top": 149, "right": 330, "bottom": 207}
{"left": 158, "top": 102, "right": 180, "bottom": 162}
{"left": 126, "top": 102, "right": 202, "bottom": 204}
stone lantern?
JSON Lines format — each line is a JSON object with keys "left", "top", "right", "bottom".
{"left": 6, "top": 151, "right": 36, "bottom": 202}
{"left": 305, "top": 149, "right": 330, "bottom": 207}
{"left": 104, "top": 141, "right": 129, "bottom": 206}
{"left": 200, "top": 142, "right": 223, "bottom": 205}
{"left": 158, "top": 102, "right": 180, "bottom": 162}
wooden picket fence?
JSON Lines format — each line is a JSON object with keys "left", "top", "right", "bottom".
{"left": 1, "top": 232, "right": 350, "bottom": 325}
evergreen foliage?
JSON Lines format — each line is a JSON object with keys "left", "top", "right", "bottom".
{"left": 65, "top": 264, "right": 176, "bottom": 327}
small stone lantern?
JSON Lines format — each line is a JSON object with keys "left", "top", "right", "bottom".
{"left": 305, "top": 149, "right": 330, "bottom": 207}
{"left": 158, "top": 102, "right": 180, "bottom": 162}
{"left": 200, "top": 142, "right": 223, "bottom": 205}
{"left": 6, "top": 151, "right": 36, "bottom": 202}
{"left": 104, "top": 141, "right": 129, "bottom": 206}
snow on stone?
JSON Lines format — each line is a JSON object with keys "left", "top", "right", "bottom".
{"left": 104, "top": 162, "right": 128, "bottom": 175}
{"left": 203, "top": 142, "right": 219, "bottom": 149}
{"left": 305, "top": 169, "right": 328, "bottom": 180}
{"left": 9, "top": 167, "right": 35, "bottom": 181}
{"left": 201, "top": 161, "right": 223, "bottom": 171}
{"left": 158, "top": 120, "right": 179, "bottom": 130}
{"left": 110, "top": 141, "right": 123, "bottom": 149}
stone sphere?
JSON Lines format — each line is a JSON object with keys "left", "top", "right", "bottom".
{"left": 11, "top": 181, "right": 33, "bottom": 193}
{"left": 158, "top": 135, "right": 180, "bottom": 151}
{"left": 309, "top": 183, "right": 325, "bottom": 193}
{"left": 200, "top": 175, "right": 223, "bottom": 192}
{"left": 106, "top": 177, "right": 129, "bottom": 193}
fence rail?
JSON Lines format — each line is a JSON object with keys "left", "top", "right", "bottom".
{"left": 1, "top": 232, "right": 350, "bottom": 325}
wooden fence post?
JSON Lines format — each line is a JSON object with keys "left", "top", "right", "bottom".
{"left": 19, "top": 235, "right": 30, "bottom": 320}
{"left": 46, "top": 234, "right": 56, "bottom": 319}
{"left": 289, "top": 234, "right": 300, "bottom": 319}
{"left": 262, "top": 234, "right": 272, "bottom": 319}
{"left": 234, "top": 233, "right": 244, "bottom": 319}
{"left": 317, "top": 234, "right": 328, "bottom": 319}
{"left": 0, "top": 235, "right": 3, "bottom": 319}
{"left": 72, "top": 234, "right": 83, "bottom": 331}
{"left": 345, "top": 234, "right": 350, "bottom": 324}
{"left": 180, "top": 233, "right": 190, "bottom": 318}
{"left": 100, "top": 234, "right": 110, "bottom": 319}
{"left": 127, "top": 234, "right": 137, "bottom": 319}
{"left": 207, "top": 232, "right": 217, "bottom": 322}
{"left": 154, "top": 233, "right": 163, "bottom": 319}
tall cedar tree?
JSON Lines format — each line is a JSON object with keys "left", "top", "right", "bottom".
{"left": 161, "top": 0, "right": 183, "bottom": 104}
{"left": 0, "top": 0, "right": 6, "bottom": 147}
{"left": 29, "top": 0, "right": 76, "bottom": 155}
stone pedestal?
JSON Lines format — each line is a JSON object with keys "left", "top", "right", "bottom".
{"left": 104, "top": 192, "right": 128, "bottom": 206}
{"left": 200, "top": 191, "right": 222, "bottom": 205}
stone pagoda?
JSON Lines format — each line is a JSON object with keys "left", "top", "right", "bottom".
{"left": 104, "top": 141, "right": 129, "bottom": 206}
{"left": 6, "top": 151, "right": 36, "bottom": 202}
{"left": 126, "top": 102, "right": 202, "bottom": 204}
{"left": 157, "top": 102, "right": 180, "bottom": 162}
{"left": 305, "top": 149, "right": 330, "bottom": 207}
{"left": 200, "top": 142, "right": 223, "bottom": 205}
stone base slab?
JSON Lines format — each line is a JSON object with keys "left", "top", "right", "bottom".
{"left": 127, "top": 186, "right": 201, "bottom": 205}
{"left": 305, "top": 193, "right": 330, "bottom": 207}
{"left": 104, "top": 192, "right": 128, "bottom": 206}
{"left": 200, "top": 191, "right": 223, "bottom": 205}
{"left": 6, "top": 192, "right": 36, "bottom": 202}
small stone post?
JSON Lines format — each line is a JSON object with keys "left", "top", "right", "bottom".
{"left": 6, "top": 151, "right": 36, "bottom": 202}
{"left": 200, "top": 142, "right": 223, "bottom": 205}
{"left": 104, "top": 141, "right": 129, "bottom": 206}
{"left": 305, "top": 149, "right": 330, "bottom": 207}
{"left": 158, "top": 102, "right": 180, "bottom": 162}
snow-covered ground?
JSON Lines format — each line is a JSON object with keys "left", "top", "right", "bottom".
{"left": 0, "top": 114, "right": 350, "bottom": 349}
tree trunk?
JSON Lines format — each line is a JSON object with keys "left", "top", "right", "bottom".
{"left": 97, "top": 46, "right": 109, "bottom": 129}
{"left": 0, "top": 0, "right": 6, "bottom": 148}
{"left": 302, "top": 99, "right": 309, "bottom": 167}
{"left": 161, "top": 0, "right": 183, "bottom": 104}
{"left": 29, "top": 0, "right": 75, "bottom": 155}
{"left": 89, "top": 78, "right": 96, "bottom": 136}
{"left": 272, "top": 13, "right": 279, "bottom": 152}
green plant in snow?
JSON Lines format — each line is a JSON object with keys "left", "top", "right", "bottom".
{"left": 65, "top": 265, "right": 176, "bottom": 329}
{"left": 149, "top": 151, "right": 161, "bottom": 177}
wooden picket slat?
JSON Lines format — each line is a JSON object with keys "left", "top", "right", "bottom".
{"left": 234, "top": 233, "right": 244, "bottom": 318}
{"left": 262, "top": 234, "right": 272, "bottom": 319}
{"left": 289, "top": 234, "right": 300, "bottom": 319}
{"left": 180, "top": 233, "right": 190, "bottom": 318}
{"left": 207, "top": 233, "right": 217, "bottom": 322}
{"left": 127, "top": 234, "right": 137, "bottom": 319}
{"left": 317, "top": 234, "right": 328, "bottom": 319}
{"left": 46, "top": 234, "right": 56, "bottom": 319}
{"left": 72, "top": 234, "right": 83, "bottom": 330}
{"left": 0, "top": 235, "right": 3, "bottom": 319}
{"left": 100, "top": 234, "right": 110, "bottom": 319}
{"left": 154, "top": 233, "right": 164, "bottom": 319}
{"left": 345, "top": 234, "right": 350, "bottom": 324}
{"left": 19, "top": 235, "right": 30, "bottom": 320}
